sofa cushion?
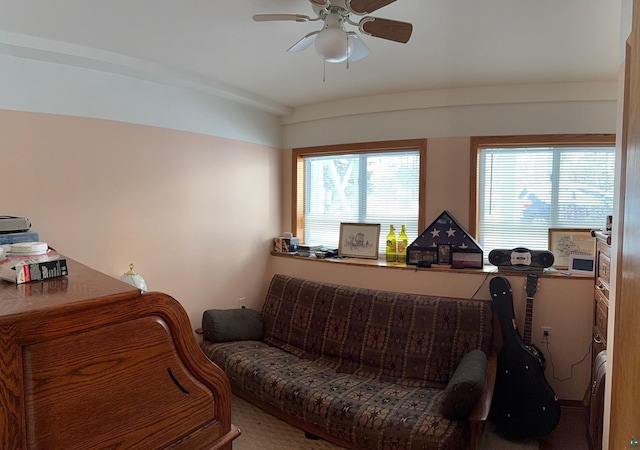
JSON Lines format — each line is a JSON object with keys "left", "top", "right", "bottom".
{"left": 261, "top": 274, "right": 494, "bottom": 386}
{"left": 441, "top": 349, "right": 488, "bottom": 419}
{"left": 202, "top": 307, "right": 264, "bottom": 342}
{"left": 201, "top": 339, "right": 470, "bottom": 450}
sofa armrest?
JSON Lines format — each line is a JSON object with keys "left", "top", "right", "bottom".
{"left": 468, "top": 350, "right": 497, "bottom": 450}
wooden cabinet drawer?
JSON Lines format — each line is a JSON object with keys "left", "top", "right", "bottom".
{"left": 595, "top": 273, "right": 610, "bottom": 302}
{"left": 597, "top": 247, "right": 611, "bottom": 287}
{"left": 594, "top": 294, "right": 608, "bottom": 339}
{"left": 596, "top": 239, "right": 611, "bottom": 258}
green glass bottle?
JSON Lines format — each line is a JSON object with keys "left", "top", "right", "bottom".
{"left": 397, "top": 224, "right": 408, "bottom": 264}
{"left": 386, "top": 224, "right": 397, "bottom": 263}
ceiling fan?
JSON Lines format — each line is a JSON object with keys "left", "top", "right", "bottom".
{"left": 253, "top": 0, "right": 413, "bottom": 63}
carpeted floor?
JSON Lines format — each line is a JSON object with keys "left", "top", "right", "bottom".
{"left": 231, "top": 395, "right": 539, "bottom": 450}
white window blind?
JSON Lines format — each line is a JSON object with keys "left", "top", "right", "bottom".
{"left": 303, "top": 150, "right": 420, "bottom": 255}
{"left": 478, "top": 146, "right": 615, "bottom": 252}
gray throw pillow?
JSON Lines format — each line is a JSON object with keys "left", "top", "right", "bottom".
{"left": 441, "top": 349, "right": 488, "bottom": 419}
{"left": 202, "top": 307, "right": 264, "bottom": 342}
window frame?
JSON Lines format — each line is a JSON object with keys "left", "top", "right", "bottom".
{"left": 469, "top": 133, "right": 616, "bottom": 239}
{"left": 292, "top": 139, "right": 428, "bottom": 245}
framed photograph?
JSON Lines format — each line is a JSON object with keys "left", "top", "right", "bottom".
{"left": 548, "top": 228, "right": 596, "bottom": 269}
{"left": 339, "top": 223, "right": 381, "bottom": 259}
{"left": 437, "top": 244, "right": 452, "bottom": 265}
{"left": 451, "top": 251, "right": 484, "bottom": 269}
{"left": 407, "top": 247, "right": 438, "bottom": 266}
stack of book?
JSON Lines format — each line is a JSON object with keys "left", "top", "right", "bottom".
{"left": 296, "top": 244, "right": 323, "bottom": 257}
{"left": 0, "top": 230, "right": 40, "bottom": 245}
{"left": 0, "top": 242, "right": 68, "bottom": 284}
{"left": 0, "top": 218, "right": 68, "bottom": 284}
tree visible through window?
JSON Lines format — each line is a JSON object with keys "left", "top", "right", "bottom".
{"left": 293, "top": 140, "right": 426, "bottom": 256}
{"left": 472, "top": 135, "right": 616, "bottom": 255}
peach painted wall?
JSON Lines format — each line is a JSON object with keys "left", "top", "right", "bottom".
{"left": 1, "top": 109, "right": 281, "bottom": 329}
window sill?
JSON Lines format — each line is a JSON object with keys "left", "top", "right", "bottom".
{"left": 271, "top": 252, "right": 588, "bottom": 279}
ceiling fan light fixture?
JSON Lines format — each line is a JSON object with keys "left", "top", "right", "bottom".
{"left": 253, "top": 0, "right": 411, "bottom": 64}
{"left": 314, "top": 27, "right": 353, "bottom": 63}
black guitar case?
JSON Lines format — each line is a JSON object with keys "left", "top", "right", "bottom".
{"left": 490, "top": 276, "right": 561, "bottom": 440}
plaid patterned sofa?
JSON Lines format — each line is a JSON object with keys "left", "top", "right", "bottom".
{"left": 200, "top": 274, "right": 496, "bottom": 450}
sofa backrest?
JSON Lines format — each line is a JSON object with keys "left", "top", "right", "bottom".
{"left": 261, "top": 274, "right": 493, "bottom": 386}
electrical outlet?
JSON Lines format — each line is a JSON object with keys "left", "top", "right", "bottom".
{"left": 239, "top": 297, "right": 246, "bottom": 308}
{"left": 541, "top": 326, "right": 551, "bottom": 343}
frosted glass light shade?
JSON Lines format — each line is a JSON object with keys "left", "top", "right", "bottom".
{"left": 119, "top": 263, "right": 148, "bottom": 292}
{"left": 314, "top": 27, "right": 352, "bottom": 63}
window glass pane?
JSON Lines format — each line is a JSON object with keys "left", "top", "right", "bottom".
{"left": 303, "top": 150, "right": 419, "bottom": 255}
{"left": 478, "top": 146, "right": 614, "bottom": 253}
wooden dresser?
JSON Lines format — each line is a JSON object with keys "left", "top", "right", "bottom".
{"left": 592, "top": 231, "right": 611, "bottom": 361}
{"left": 588, "top": 230, "right": 611, "bottom": 450}
{"left": 0, "top": 258, "right": 240, "bottom": 450}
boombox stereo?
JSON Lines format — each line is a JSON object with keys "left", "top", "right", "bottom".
{"left": 488, "top": 247, "right": 554, "bottom": 270}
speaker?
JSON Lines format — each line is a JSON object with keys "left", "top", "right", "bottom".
{"left": 533, "top": 250, "right": 555, "bottom": 268}
{"left": 488, "top": 249, "right": 509, "bottom": 266}
{"left": 489, "top": 247, "right": 554, "bottom": 269}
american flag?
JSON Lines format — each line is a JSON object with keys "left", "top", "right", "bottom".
{"left": 409, "top": 211, "right": 482, "bottom": 252}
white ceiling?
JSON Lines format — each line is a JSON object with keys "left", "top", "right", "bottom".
{"left": 0, "top": 0, "right": 622, "bottom": 116}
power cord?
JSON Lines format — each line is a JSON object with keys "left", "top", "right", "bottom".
{"left": 543, "top": 340, "right": 593, "bottom": 383}
{"left": 470, "top": 268, "right": 498, "bottom": 299}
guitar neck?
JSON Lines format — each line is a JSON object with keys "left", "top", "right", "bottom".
{"left": 523, "top": 273, "right": 539, "bottom": 345}
{"left": 523, "top": 296, "right": 534, "bottom": 344}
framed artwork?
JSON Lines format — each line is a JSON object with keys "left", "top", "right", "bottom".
{"left": 339, "top": 223, "right": 381, "bottom": 259}
{"left": 548, "top": 228, "right": 596, "bottom": 269}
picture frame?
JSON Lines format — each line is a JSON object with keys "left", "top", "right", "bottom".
{"left": 437, "top": 244, "right": 452, "bottom": 265}
{"left": 548, "top": 228, "right": 596, "bottom": 269}
{"left": 339, "top": 223, "right": 381, "bottom": 259}
{"left": 407, "top": 247, "right": 438, "bottom": 266}
{"left": 451, "top": 251, "right": 484, "bottom": 269}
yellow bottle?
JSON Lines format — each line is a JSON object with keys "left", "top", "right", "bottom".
{"left": 397, "top": 225, "right": 408, "bottom": 264}
{"left": 386, "top": 225, "right": 397, "bottom": 263}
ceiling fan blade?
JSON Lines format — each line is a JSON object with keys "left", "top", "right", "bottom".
{"left": 347, "top": 0, "right": 397, "bottom": 15}
{"left": 347, "top": 32, "right": 370, "bottom": 61}
{"left": 287, "top": 31, "right": 319, "bottom": 53}
{"left": 253, "top": 14, "right": 311, "bottom": 22}
{"left": 359, "top": 17, "right": 412, "bottom": 43}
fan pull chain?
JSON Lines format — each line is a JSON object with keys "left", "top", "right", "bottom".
{"left": 346, "top": 33, "right": 350, "bottom": 70}
{"left": 323, "top": 59, "right": 326, "bottom": 83}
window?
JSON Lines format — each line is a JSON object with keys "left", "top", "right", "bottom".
{"left": 293, "top": 140, "right": 427, "bottom": 256}
{"left": 471, "top": 135, "right": 616, "bottom": 254}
